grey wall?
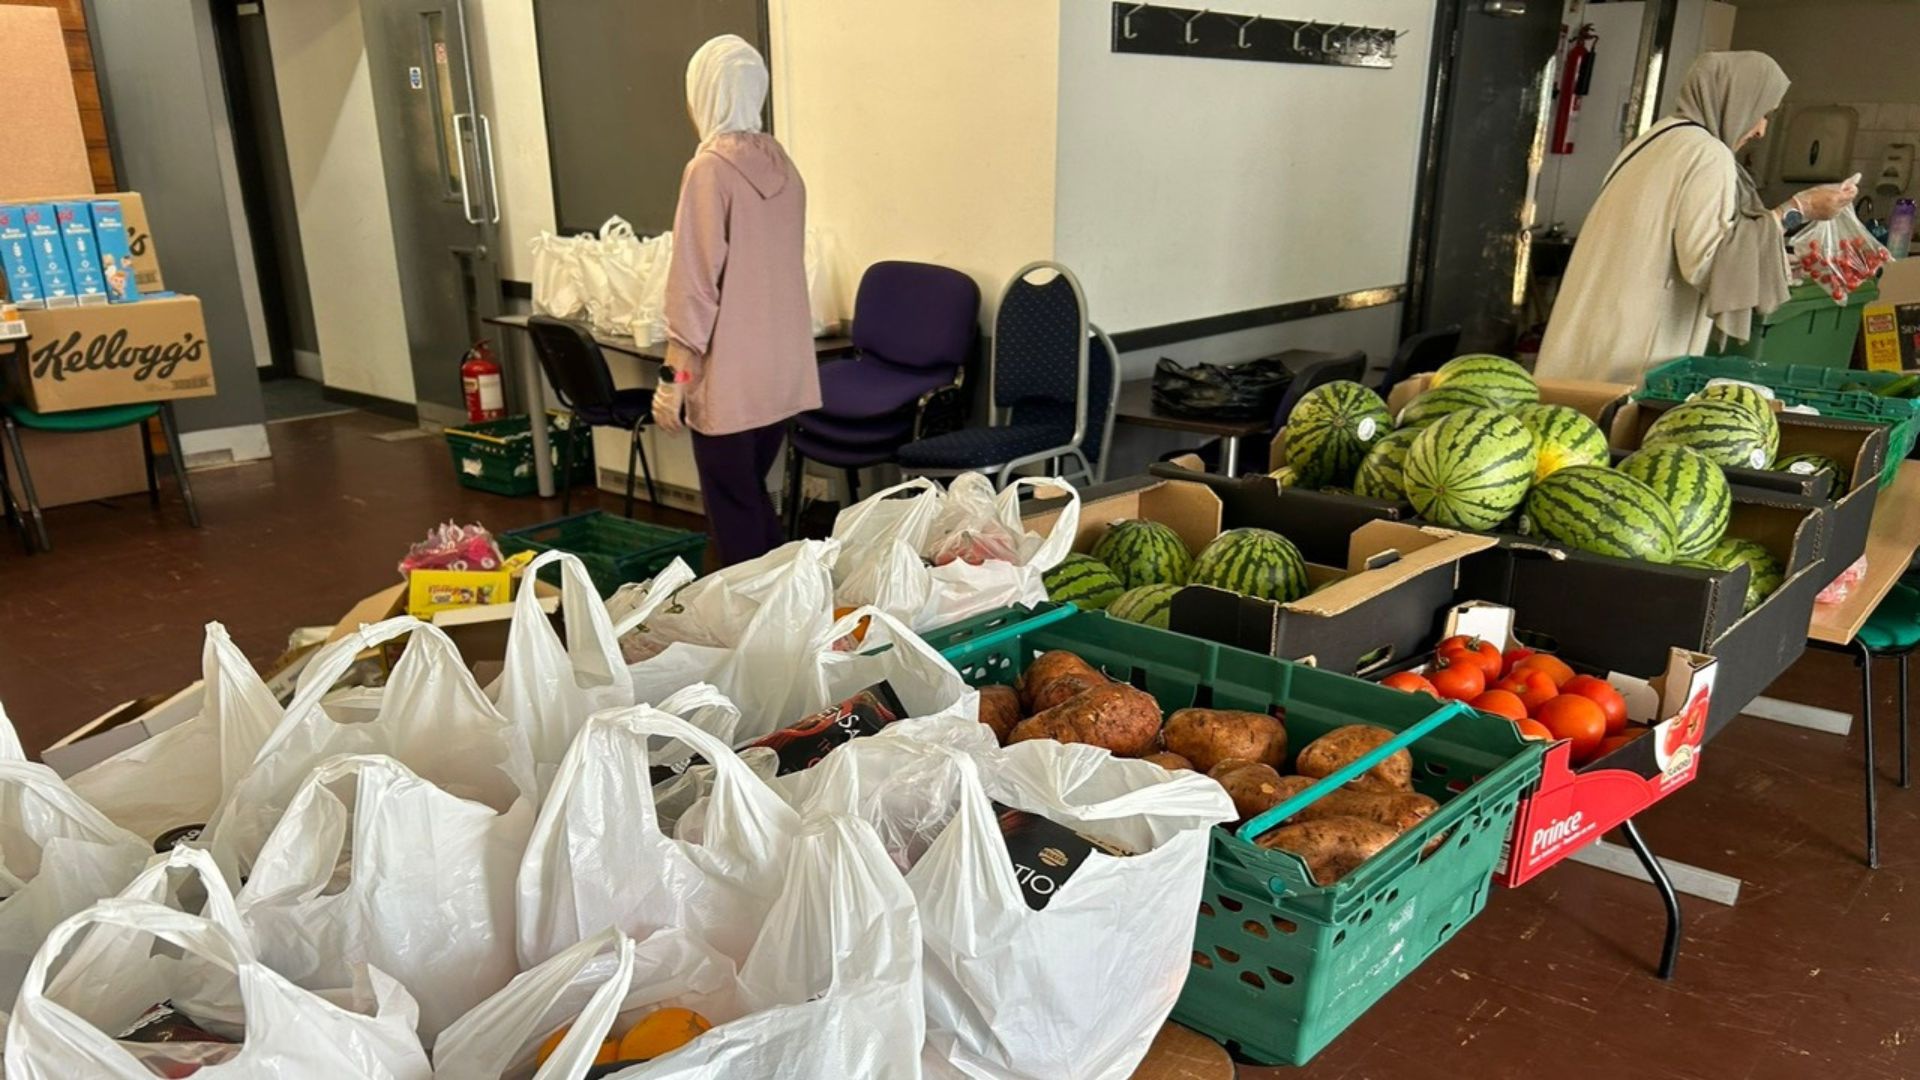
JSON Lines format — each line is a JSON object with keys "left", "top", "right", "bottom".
{"left": 88, "top": 0, "right": 268, "bottom": 436}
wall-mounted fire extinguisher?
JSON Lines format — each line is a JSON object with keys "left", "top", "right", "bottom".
{"left": 461, "top": 340, "right": 506, "bottom": 424}
{"left": 1551, "top": 24, "right": 1599, "bottom": 155}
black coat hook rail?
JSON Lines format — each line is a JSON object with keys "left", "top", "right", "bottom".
{"left": 1111, "top": 3, "right": 1408, "bottom": 69}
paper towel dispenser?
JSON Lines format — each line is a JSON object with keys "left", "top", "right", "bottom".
{"left": 1778, "top": 105, "right": 1858, "bottom": 184}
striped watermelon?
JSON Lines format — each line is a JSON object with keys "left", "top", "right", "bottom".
{"left": 1616, "top": 444, "right": 1730, "bottom": 559}
{"left": 1427, "top": 355, "right": 1539, "bottom": 410}
{"left": 1354, "top": 428, "right": 1421, "bottom": 501}
{"left": 1775, "top": 451, "right": 1850, "bottom": 492}
{"left": 1043, "top": 554, "right": 1125, "bottom": 610}
{"left": 1403, "top": 409, "right": 1539, "bottom": 531}
{"left": 1090, "top": 520, "right": 1193, "bottom": 589}
{"left": 1523, "top": 465, "right": 1678, "bottom": 563}
{"left": 1396, "top": 386, "right": 1500, "bottom": 430}
{"left": 1190, "top": 528, "right": 1310, "bottom": 603}
{"left": 1516, "top": 404, "right": 1609, "bottom": 482}
{"left": 1642, "top": 400, "right": 1780, "bottom": 470}
{"left": 1284, "top": 381, "right": 1392, "bottom": 489}
{"left": 1706, "top": 537, "right": 1784, "bottom": 613}
{"left": 1268, "top": 465, "right": 1300, "bottom": 488}
{"left": 1108, "top": 584, "right": 1180, "bottom": 629}
{"left": 1695, "top": 382, "right": 1775, "bottom": 426}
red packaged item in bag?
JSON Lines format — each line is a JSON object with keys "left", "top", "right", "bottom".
{"left": 928, "top": 526, "right": 1021, "bottom": 568}
{"left": 746, "top": 681, "right": 907, "bottom": 774}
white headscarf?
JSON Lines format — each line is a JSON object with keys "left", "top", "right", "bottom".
{"left": 686, "top": 35, "right": 768, "bottom": 145}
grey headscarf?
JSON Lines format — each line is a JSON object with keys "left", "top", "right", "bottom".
{"left": 1673, "top": 52, "right": 1792, "bottom": 341}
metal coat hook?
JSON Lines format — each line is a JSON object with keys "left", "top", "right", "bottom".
{"left": 1388, "top": 28, "right": 1409, "bottom": 58}
{"left": 1320, "top": 24, "right": 1340, "bottom": 52}
{"left": 1179, "top": 7, "right": 1208, "bottom": 45}
{"left": 1122, "top": 2, "right": 1149, "bottom": 40}
{"left": 1292, "top": 20, "right": 1318, "bottom": 51}
{"left": 1110, "top": 4, "right": 1400, "bottom": 69}
{"left": 1230, "top": 13, "right": 1260, "bottom": 49}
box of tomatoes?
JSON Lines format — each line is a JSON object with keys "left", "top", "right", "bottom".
{"left": 1377, "top": 601, "right": 1717, "bottom": 888}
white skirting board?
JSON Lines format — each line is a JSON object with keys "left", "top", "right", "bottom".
{"left": 180, "top": 422, "right": 271, "bottom": 468}
{"left": 1744, "top": 695, "right": 1854, "bottom": 736}
{"left": 1567, "top": 839, "right": 1744, "bottom": 906}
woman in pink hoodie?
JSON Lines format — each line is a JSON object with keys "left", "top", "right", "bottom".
{"left": 655, "top": 35, "right": 820, "bottom": 566}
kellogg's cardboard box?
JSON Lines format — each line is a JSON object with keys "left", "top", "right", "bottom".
{"left": 10, "top": 296, "right": 216, "bottom": 412}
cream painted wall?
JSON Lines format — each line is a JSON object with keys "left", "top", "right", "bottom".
{"left": 768, "top": 0, "right": 1062, "bottom": 318}
{"left": 468, "top": 0, "right": 554, "bottom": 284}
{"left": 263, "top": 0, "right": 415, "bottom": 404}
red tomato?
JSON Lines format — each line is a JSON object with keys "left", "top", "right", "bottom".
{"left": 1427, "top": 656, "right": 1487, "bottom": 702}
{"left": 1563, "top": 675, "right": 1630, "bottom": 735}
{"left": 1501, "top": 646, "right": 1536, "bottom": 678}
{"left": 1515, "top": 717, "right": 1554, "bottom": 741}
{"left": 1469, "top": 689, "right": 1528, "bottom": 722}
{"left": 1437, "top": 636, "right": 1502, "bottom": 680}
{"left": 1382, "top": 671, "right": 1440, "bottom": 697}
{"left": 1595, "top": 730, "right": 1644, "bottom": 759}
{"left": 1508, "top": 670, "right": 1559, "bottom": 713}
{"left": 1514, "top": 653, "right": 1576, "bottom": 689}
{"left": 1536, "top": 694, "right": 1607, "bottom": 763}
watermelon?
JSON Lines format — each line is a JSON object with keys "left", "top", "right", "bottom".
{"left": 1108, "top": 584, "right": 1180, "bottom": 629}
{"left": 1775, "top": 451, "right": 1850, "bottom": 492}
{"left": 1396, "top": 386, "right": 1500, "bottom": 430}
{"left": 1284, "top": 381, "right": 1392, "bottom": 489}
{"left": 1268, "top": 465, "right": 1300, "bottom": 488}
{"left": 1189, "top": 528, "right": 1310, "bottom": 603}
{"left": 1090, "top": 519, "right": 1193, "bottom": 589}
{"left": 1694, "top": 382, "right": 1775, "bottom": 426}
{"left": 1706, "top": 537, "right": 1784, "bottom": 613}
{"left": 1523, "top": 465, "right": 1678, "bottom": 563}
{"left": 1043, "top": 554, "right": 1125, "bottom": 610}
{"left": 1642, "top": 400, "right": 1780, "bottom": 470}
{"left": 1403, "top": 409, "right": 1539, "bottom": 531}
{"left": 1616, "top": 444, "right": 1730, "bottom": 559}
{"left": 1517, "top": 404, "right": 1609, "bottom": 482}
{"left": 1354, "top": 428, "right": 1421, "bottom": 501}
{"left": 1427, "top": 354, "right": 1539, "bottom": 409}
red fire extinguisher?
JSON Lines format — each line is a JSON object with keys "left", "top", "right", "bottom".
{"left": 461, "top": 340, "right": 506, "bottom": 424}
{"left": 1552, "top": 24, "right": 1599, "bottom": 155}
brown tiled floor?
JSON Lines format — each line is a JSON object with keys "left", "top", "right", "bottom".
{"left": 2, "top": 411, "right": 1917, "bottom": 1078}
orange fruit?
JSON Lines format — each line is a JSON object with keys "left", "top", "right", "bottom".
{"left": 617, "top": 1007, "right": 713, "bottom": 1062}
{"left": 1513, "top": 653, "right": 1576, "bottom": 688}
{"left": 534, "top": 1026, "right": 620, "bottom": 1067}
{"left": 832, "top": 606, "right": 871, "bottom": 645}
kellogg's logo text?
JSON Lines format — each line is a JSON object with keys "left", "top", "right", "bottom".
{"left": 29, "top": 328, "right": 206, "bottom": 384}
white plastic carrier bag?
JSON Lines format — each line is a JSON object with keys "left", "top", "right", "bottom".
{"left": 6, "top": 846, "right": 431, "bottom": 1079}
{"left": 67, "top": 622, "right": 285, "bottom": 847}
{"left": 203, "top": 616, "right": 538, "bottom": 882}
{"left": 516, "top": 705, "right": 799, "bottom": 968}
{"left": 489, "top": 551, "right": 636, "bottom": 782}
{"left": 529, "top": 231, "right": 587, "bottom": 318}
{"left": 0, "top": 705, "right": 151, "bottom": 1013}
{"left": 236, "top": 753, "right": 536, "bottom": 1045}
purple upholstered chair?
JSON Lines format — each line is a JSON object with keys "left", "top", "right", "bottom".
{"left": 785, "top": 261, "right": 980, "bottom": 535}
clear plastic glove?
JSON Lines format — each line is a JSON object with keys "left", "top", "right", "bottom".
{"left": 652, "top": 378, "right": 685, "bottom": 433}
{"left": 1794, "top": 174, "right": 1862, "bottom": 222}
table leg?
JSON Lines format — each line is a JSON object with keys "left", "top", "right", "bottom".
{"left": 514, "top": 333, "right": 555, "bottom": 498}
{"left": 1618, "top": 820, "right": 1682, "bottom": 980}
{"left": 1220, "top": 435, "right": 1241, "bottom": 477}
{"left": 1860, "top": 640, "right": 1880, "bottom": 870}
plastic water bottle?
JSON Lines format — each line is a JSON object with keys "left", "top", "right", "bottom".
{"left": 1892, "top": 198, "right": 1916, "bottom": 259}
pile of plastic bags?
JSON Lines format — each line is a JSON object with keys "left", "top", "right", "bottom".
{"left": 0, "top": 536, "right": 1231, "bottom": 1078}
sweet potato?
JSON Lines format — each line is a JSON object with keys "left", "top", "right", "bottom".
{"left": 1294, "top": 725, "right": 1413, "bottom": 791}
{"left": 1253, "top": 816, "right": 1403, "bottom": 885}
{"left": 1288, "top": 786, "right": 1437, "bottom": 833}
{"left": 1027, "top": 671, "right": 1108, "bottom": 715}
{"left": 1142, "top": 750, "right": 1196, "bottom": 772}
{"left": 1164, "top": 708, "right": 1287, "bottom": 773}
{"left": 1015, "top": 651, "right": 1105, "bottom": 713}
{"left": 978, "top": 685, "right": 1022, "bottom": 745}
{"left": 1009, "top": 683, "right": 1162, "bottom": 757}
{"left": 1209, "top": 762, "right": 1306, "bottom": 822}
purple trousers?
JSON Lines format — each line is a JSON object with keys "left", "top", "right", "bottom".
{"left": 691, "top": 421, "right": 788, "bottom": 566}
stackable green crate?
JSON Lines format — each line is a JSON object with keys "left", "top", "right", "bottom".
{"left": 444, "top": 412, "right": 595, "bottom": 497}
{"left": 936, "top": 605, "right": 1544, "bottom": 1066}
{"left": 1709, "top": 280, "right": 1878, "bottom": 367}
{"left": 1637, "top": 354, "right": 1920, "bottom": 487}
{"left": 498, "top": 511, "right": 707, "bottom": 596}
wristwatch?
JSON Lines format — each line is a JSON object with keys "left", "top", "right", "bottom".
{"left": 1781, "top": 206, "right": 1807, "bottom": 234}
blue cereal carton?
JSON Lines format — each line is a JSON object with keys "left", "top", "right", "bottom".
{"left": 53, "top": 202, "right": 107, "bottom": 305}
{"left": 89, "top": 199, "right": 142, "bottom": 304}
{"left": 0, "top": 205, "right": 44, "bottom": 307}
{"left": 22, "top": 204, "right": 75, "bottom": 307}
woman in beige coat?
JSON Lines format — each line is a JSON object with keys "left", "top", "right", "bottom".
{"left": 1536, "top": 52, "right": 1857, "bottom": 384}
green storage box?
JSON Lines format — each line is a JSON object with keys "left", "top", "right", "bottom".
{"left": 499, "top": 511, "right": 707, "bottom": 597}
{"left": 934, "top": 605, "right": 1544, "bottom": 1066}
{"left": 1710, "top": 280, "right": 1877, "bottom": 367}
{"left": 445, "top": 412, "right": 594, "bottom": 497}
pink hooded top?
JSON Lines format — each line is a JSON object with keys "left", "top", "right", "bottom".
{"left": 663, "top": 41, "right": 820, "bottom": 437}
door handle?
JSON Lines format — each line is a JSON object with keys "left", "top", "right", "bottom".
{"left": 452, "top": 112, "right": 481, "bottom": 225}
{"left": 477, "top": 113, "right": 501, "bottom": 225}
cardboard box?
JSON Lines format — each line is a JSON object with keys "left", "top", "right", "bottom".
{"left": 0, "top": 6, "right": 93, "bottom": 199}
{"left": 0, "top": 204, "right": 44, "bottom": 306}
{"left": 53, "top": 200, "right": 107, "bottom": 304}
{"left": 1862, "top": 260, "right": 1920, "bottom": 373}
{"left": 10, "top": 295, "right": 216, "bottom": 413}
{"left": 326, "top": 577, "right": 560, "bottom": 676}
{"left": 1391, "top": 602, "right": 1717, "bottom": 888}
{"left": 3, "top": 422, "right": 149, "bottom": 508}
{"left": 21, "top": 203, "right": 73, "bottom": 305}
{"left": 89, "top": 197, "right": 143, "bottom": 302}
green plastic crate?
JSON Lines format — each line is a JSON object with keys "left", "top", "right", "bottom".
{"left": 1638, "top": 354, "right": 1919, "bottom": 487}
{"left": 936, "top": 605, "right": 1544, "bottom": 1066}
{"left": 445, "top": 412, "right": 595, "bottom": 497}
{"left": 1710, "top": 280, "right": 1877, "bottom": 367}
{"left": 498, "top": 511, "right": 707, "bottom": 597}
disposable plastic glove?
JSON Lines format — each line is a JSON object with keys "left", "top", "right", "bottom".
{"left": 1793, "top": 173, "right": 1862, "bottom": 222}
{"left": 652, "top": 378, "right": 685, "bottom": 433}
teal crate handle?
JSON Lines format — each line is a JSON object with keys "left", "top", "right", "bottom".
{"left": 1234, "top": 701, "right": 1472, "bottom": 843}
{"left": 937, "top": 603, "right": 1082, "bottom": 663}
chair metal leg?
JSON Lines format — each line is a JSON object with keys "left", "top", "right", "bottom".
{"left": 1901, "top": 653, "right": 1912, "bottom": 791}
{"left": 1, "top": 414, "right": 49, "bottom": 552}
{"left": 784, "top": 443, "right": 806, "bottom": 541}
{"left": 0, "top": 435, "right": 25, "bottom": 551}
{"left": 625, "top": 423, "right": 640, "bottom": 520}
{"left": 1618, "top": 819, "right": 1681, "bottom": 980}
{"left": 561, "top": 412, "right": 580, "bottom": 516}
{"left": 1860, "top": 641, "right": 1880, "bottom": 870}
{"left": 158, "top": 404, "right": 199, "bottom": 528}
{"left": 142, "top": 419, "right": 159, "bottom": 508}
{"left": 844, "top": 466, "right": 859, "bottom": 505}
{"left": 636, "top": 428, "right": 658, "bottom": 507}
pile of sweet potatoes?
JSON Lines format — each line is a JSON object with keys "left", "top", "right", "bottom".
{"left": 981, "top": 651, "right": 1439, "bottom": 886}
